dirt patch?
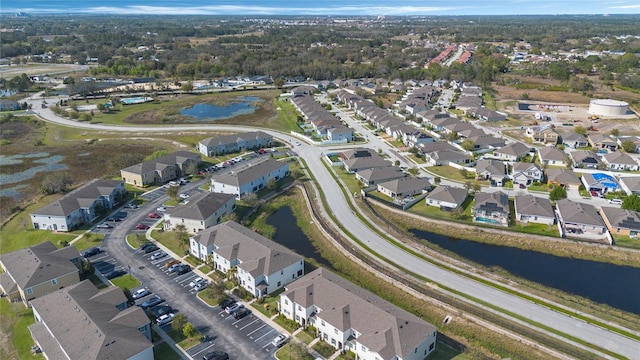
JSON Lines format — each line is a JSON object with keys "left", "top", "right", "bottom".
{"left": 0, "top": 63, "right": 87, "bottom": 78}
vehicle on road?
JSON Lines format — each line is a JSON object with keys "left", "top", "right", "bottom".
{"left": 82, "top": 247, "right": 101, "bottom": 257}
{"left": 233, "top": 308, "right": 251, "bottom": 320}
{"left": 96, "top": 223, "right": 113, "bottom": 229}
{"left": 202, "top": 351, "right": 229, "bottom": 360}
{"left": 135, "top": 223, "right": 150, "bottom": 230}
{"left": 124, "top": 203, "right": 139, "bottom": 209}
{"left": 224, "top": 303, "right": 243, "bottom": 314}
{"left": 143, "top": 245, "right": 159, "bottom": 254}
{"left": 132, "top": 288, "right": 150, "bottom": 300}
{"left": 609, "top": 199, "right": 623, "bottom": 205}
{"left": 189, "top": 277, "right": 206, "bottom": 288}
{"left": 150, "top": 251, "right": 167, "bottom": 260}
{"left": 176, "top": 265, "right": 191, "bottom": 275}
{"left": 218, "top": 297, "right": 235, "bottom": 309}
{"left": 271, "top": 334, "right": 289, "bottom": 348}
{"left": 105, "top": 269, "right": 127, "bottom": 279}
{"left": 140, "top": 296, "right": 165, "bottom": 309}
{"left": 156, "top": 313, "right": 175, "bottom": 326}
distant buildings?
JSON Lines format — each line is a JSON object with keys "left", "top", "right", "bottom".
{"left": 198, "top": 131, "right": 273, "bottom": 157}
{"left": 120, "top": 151, "right": 201, "bottom": 187}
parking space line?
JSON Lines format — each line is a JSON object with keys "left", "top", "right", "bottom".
{"left": 253, "top": 329, "right": 274, "bottom": 342}
{"left": 190, "top": 343, "right": 216, "bottom": 357}
{"left": 238, "top": 318, "right": 258, "bottom": 330}
{"left": 247, "top": 324, "right": 266, "bottom": 336}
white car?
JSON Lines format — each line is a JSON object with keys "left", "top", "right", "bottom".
{"left": 608, "top": 199, "right": 623, "bottom": 205}
{"left": 151, "top": 251, "right": 166, "bottom": 260}
{"left": 156, "top": 206, "right": 167, "bottom": 212}
{"left": 271, "top": 334, "right": 289, "bottom": 347}
{"left": 132, "top": 288, "right": 150, "bottom": 300}
{"left": 179, "top": 193, "right": 189, "bottom": 199}
{"left": 225, "top": 303, "right": 243, "bottom": 314}
{"left": 156, "top": 313, "right": 175, "bottom": 326}
{"left": 189, "top": 277, "right": 205, "bottom": 288}
{"left": 193, "top": 281, "right": 209, "bottom": 292}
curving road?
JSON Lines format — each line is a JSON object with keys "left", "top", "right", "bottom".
{"left": 25, "top": 95, "right": 640, "bottom": 359}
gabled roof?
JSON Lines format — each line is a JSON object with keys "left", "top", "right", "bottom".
{"left": 122, "top": 151, "right": 200, "bottom": 175}
{"left": 561, "top": 131, "right": 587, "bottom": 143}
{"left": 588, "top": 133, "right": 617, "bottom": 145}
{"left": 193, "top": 221, "right": 303, "bottom": 277}
{"left": 556, "top": 199, "right": 605, "bottom": 227}
{"left": 31, "top": 179, "right": 123, "bottom": 217}
{"left": 600, "top": 207, "right": 640, "bottom": 231}
{"left": 619, "top": 177, "right": 640, "bottom": 192}
{"left": 377, "top": 177, "right": 431, "bottom": 194}
{"left": 282, "top": 268, "right": 436, "bottom": 360}
{"left": 166, "top": 192, "right": 235, "bottom": 221}
{"left": 538, "top": 147, "right": 566, "bottom": 162}
{"left": 473, "top": 191, "right": 509, "bottom": 214}
{"left": 545, "top": 168, "right": 581, "bottom": 185}
{"left": 0, "top": 241, "right": 80, "bottom": 289}
{"left": 512, "top": 162, "right": 541, "bottom": 173}
{"left": 495, "top": 142, "right": 531, "bottom": 157}
{"left": 425, "top": 185, "right": 468, "bottom": 206}
{"left": 212, "top": 159, "right": 288, "bottom": 187}
{"left": 199, "top": 131, "right": 272, "bottom": 147}
{"left": 514, "top": 195, "right": 554, "bottom": 218}
{"left": 28, "top": 280, "right": 152, "bottom": 360}
{"left": 356, "top": 167, "right": 406, "bottom": 183}
{"left": 603, "top": 151, "right": 637, "bottom": 166}
{"left": 476, "top": 159, "right": 506, "bottom": 177}
{"left": 570, "top": 150, "right": 600, "bottom": 164}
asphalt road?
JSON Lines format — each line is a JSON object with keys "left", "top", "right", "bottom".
{"left": 26, "top": 93, "right": 640, "bottom": 359}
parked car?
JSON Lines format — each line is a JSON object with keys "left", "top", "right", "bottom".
{"left": 202, "top": 351, "right": 229, "bottom": 360}
{"left": 140, "top": 296, "right": 165, "bottom": 309}
{"left": 132, "top": 288, "right": 150, "bottom": 300}
{"left": 156, "top": 206, "right": 167, "bottom": 212}
{"left": 139, "top": 243, "right": 154, "bottom": 251}
{"left": 271, "top": 334, "right": 289, "bottom": 348}
{"left": 218, "top": 297, "right": 235, "bottom": 309}
{"left": 151, "top": 251, "right": 167, "bottom": 260}
{"left": 148, "top": 212, "right": 162, "bottom": 219}
{"left": 150, "top": 305, "right": 173, "bottom": 318}
{"left": 233, "top": 308, "right": 252, "bottom": 320}
{"left": 609, "top": 199, "right": 623, "bottom": 205}
{"left": 224, "top": 303, "right": 243, "bottom": 314}
{"left": 83, "top": 247, "right": 101, "bottom": 257}
{"left": 106, "top": 217, "right": 123, "bottom": 222}
{"left": 143, "top": 245, "right": 159, "bottom": 254}
{"left": 165, "top": 259, "right": 181, "bottom": 268}
{"left": 105, "top": 269, "right": 127, "bottom": 279}
{"left": 189, "top": 277, "right": 206, "bottom": 288}
{"left": 136, "top": 223, "right": 150, "bottom": 230}
{"left": 124, "top": 203, "right": 139, "bottom": 209}
{"left": 179, "top": 193, "right": 189, "bottom": 199}
{"left": 176, "top": 265, "right": 191, "bottom": 275}
{"left": 156, "top": 313, "right": 175, "bottom": 326}
{"left": 168, "top": 263, "right": 182, "bottom": 273}
{"left": 258, "top": 148, "right": 266, "bottom": 154}
{"left": 193, "top": 281, "right": 209, "bottom": 292}
{"left": 96, "top": 223, "right": 113, "bottom": 229}
{"left": 168, "top": 181, "right": 179, "bottom": 187}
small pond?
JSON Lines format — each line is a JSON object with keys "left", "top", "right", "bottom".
{"left": 0, "top": 153, "right": 67, "bottom": 184}
{"left": 180, "top": 96, "right": 259, "bottom": 120}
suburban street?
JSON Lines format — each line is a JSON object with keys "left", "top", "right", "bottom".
{"left": 25, "top": 93, "right": 640, "bottom": 359}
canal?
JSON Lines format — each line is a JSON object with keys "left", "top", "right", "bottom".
{"left": 410, "top": 229, "right": 640, "bottom": 315}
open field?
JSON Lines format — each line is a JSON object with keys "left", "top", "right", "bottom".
{"left": 0, "top": 63, "right": 88, "bottom": 78}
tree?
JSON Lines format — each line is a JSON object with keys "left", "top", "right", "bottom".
{"left": 273, "top": 77, "right": 284, "bottom": 89}
{"left": 460, "top": 139, "right": 475, "bottom": 151}
{"left": 266, "top": 177, "right": 277, "bottom": 190}
{"left": 574, "top": 126, "right": 587, "bottom": 136}
{"left": 460, "top": 168, "right": 469, "bottom": 179}
{"left": 96, "top": 103, "right": 106, "bottom": 112}
{"left": 181, "top": 81, "right": 193, "bottom": 92}
{"left": 549, "top": 185, "right": 568, "bottom": 201}
{"left": 464, "top": 181, "right": 473, "bottom": 193}
{"left": 174, "top": 224, "right": 189, "bottom": 252}
{"left": 172, "top": 313, "right": 187, "bottom": 332}
{"left": 183, "top": 322, "right": 198, "bottom": 338}
{"left": 610, "top": 128, "right": 620, "bottom": 137}
{"left": 621, "top": 140, "right": 637, "bottom": 153}
{"left": 243, "top": 192, "right": 258, "bottom": 206}
{"left": 184, "top": 162, "right": 198, "bottom": 176}
{"left": 166, "top": 185, "right": 179, "bottom": 200}
{"left": 434, "top": 176, "right": 441, "bottom": 185}
{"left": 394, "top": 160, "right": 401, "bottom": 166}
{"left": 622, "top": 194, "right": 640, "bottom": 212}
{"left": 122, "top": 288, "right": 135, "bottom": 306}
{"left": 446, "top": 131, "right": 458, "bottom": 141}
{"left": 408, "top": 167, "right": 419, "bottom": 176}
{"left": 41, "top": 172, "right": 73, "bottom": 195}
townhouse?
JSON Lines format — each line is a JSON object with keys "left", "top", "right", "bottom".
{"left": 121, "top": 151, "right": 201, "bottom": 187}
{"left": 29, "top": 280, "right": 153, "bottom": 360}
{"left": 472, "top": 191, "right": 510, "bottom": 227}
{"left": 190, "top": 221, "right": 304, "bottom": 297}
{"left": 30, "top": 179, "right": 125, "bottom": 232}
{"left": 419, "top": 142, "right": 471, "bottom": 166}
{"left": 599, "top": 207, "right": 640, "bottom": 238}
{"left": 425, "top": 185, "right": 468, "bottom": 210}
{"left": 327, "top": 126, "right": 355, "bottom": 143}
{"left": 0, "top": 242, "right": 81, "bottom": 306}
{"left": 210, "top": 158, "right": 290, "bottom": 199}
{"left": 198, "top": 131, "right": 273, "bottom": 157}
{"left": 279, "top": 268, "right": 438, "bottom": 360}
{"left": 556, "top": 199, "right": 609, "bottom": 240}
{"left": 377, "top": 177, "right": 431, "bottom": 200}
{"left": 467, "top": 107, "right": 507, "bottom": 121}
{"left": 514, "top": 195, "right": 556, "bottom": 225}
{"left": 163, "top": 192, "right": 236, "bottom": 234}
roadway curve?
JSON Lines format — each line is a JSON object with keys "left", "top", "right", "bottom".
{"left": 25, "top": 96, "right": 640, "bottom": 360}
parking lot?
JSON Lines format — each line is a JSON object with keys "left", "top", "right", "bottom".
{"left": 134, "top": 247, "right": 280, "bottom": 358}
{"left": 85, "top": 248, "right": 129, "bottom": 279}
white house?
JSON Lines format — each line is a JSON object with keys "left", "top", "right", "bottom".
{"left": 189, "top": 221, "right": 304, "bottom": 297}
{"left": 537, "top": 147, "right": 566, "bottom": 167}
{"left": 493, "top": 142, "right": 532, "bottom": 162}
{"left": 163, "top": 192, "right": 236, "bottom": 234}
{"left": 425, "top": 185, "right": 468, "bottom": 210}
{"left": 210, "top": 159, "right": 290, "bottom": 199}
{"left": 514, "top": 195, "right": 556, "bottom": 225}
{"left": 279, "top": 268, "right": 438, "bottom": 360}
{"left": 602, "top": 151, "right": 639, "bottom": 171}
{"left": 30, "top": 179, "right": 125, "bottom": 232}
{"left": 511, "top": 162, "right": 543, "bottom": 186}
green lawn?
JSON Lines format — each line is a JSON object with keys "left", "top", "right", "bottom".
{"left": 427, "top": 342, "right": 469, "bottom": 360}
{"left": 197, "top": 285, "right": 227, "bottom": 307}
{"left": 335, "top": 168, "right": 365, "bottom": 194}
{"left": 527, "top": 183, "right": 551, "bottom": 192}
{"left": 127, "top": 233, "right": 149, "bottom": 249}
{"left": 425, "top": 165, "right": 488, "bottom": 187}
{"left": 408, "top": 197, "right": 474, "bottom": 222}
{"left": 167, "top": 329, "right": 202, "bottom": 351}
{"left": 198, "top": 264, "right": 212, "bottom": 274}
{"left": 312, "top": 340, "right": 337, "bottom": 358}
{"left": 72, "top": 233, "right": 104, "bottom": 251}
{"left": 153, "top": 342, "right": 181, "bottom": 360}
{"left": 151, "top": 230, "right": 187, "bottom": 257}
{"left": 110, "top": 274, "right": 141, "bottom": 290}
{"left": 275, "top": 343, "right": 314, "bottom": 360}
{"left": 0, "top": 301, "right": 42, "bottom": 360}
{"left": 613, "top": 236, "right": 640, "bottom": 250}
{"left": 513, "top": 222, "right": 560, "bottom": 238}
{"left": 275, "top": 99, "right": 305, "bottom": 133}
{"left": 295, "top": 329, "right": 315, "bottom": 345}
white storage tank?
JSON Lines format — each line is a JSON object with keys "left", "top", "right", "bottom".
{"left": 588, "top": 99, "right": 629, "bottom": 116}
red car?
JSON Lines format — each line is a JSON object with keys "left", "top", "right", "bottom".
{"left": 136, "top": 223, "right": 150, "bottom": 230}
{"left": 148, "top": 213, "right": 161, "bottom": 219}
{"left": 258, "top": 148, "right": 266, "bottom": 154}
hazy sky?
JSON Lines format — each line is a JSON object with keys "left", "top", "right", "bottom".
{"left": 3, "top": 0, "right": 640, "bottom": 15}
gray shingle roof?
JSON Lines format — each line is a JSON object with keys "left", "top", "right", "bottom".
{"left": 514, "top": 195, "right": 555, "bottom": 218}
{"left": 31, "top": 179, "right": 123, "bottom": 217}
{"left": 199, "top": 131, "right": 272, "bottom": 147}
{"left": 166, "top": 192, "right": 235, "bottom": 221}
{"left": 378, "top": 177, "right": 431, "bottom": 194}
{"left": 193, "top": 221, "right": 303, "bottom": 278}
{"left": 0, "top": 241, "right": 80, "bottom": 289}
{"left": 620, "top": 177, "right": 640, "bottom": 192}
{"left": 282, "top": 268, "right": 437, "bottom": 360}
{"left": 28, "top": 280, "right": 152, "bottom": 360}
{"left": 476, "top": 159, "right": 506, "bottom": 177}
{"left": 600, "top": 207, "right": 640, "bottom": 231}
{"left": 556, "top": 199, "right": 605, "bottom": 227}
{"left": 495, "top": 142, "right": 531, "bottom": 157}
{"left": 425, "top": 186, "right": 468, "bottom": 206}
{"left": 212, "top": 159, "right": 289, "bottom": 187}
{"left": 356, "top": 167, "right": 406, "bottom": 183}
{"left": 121, "top": 151, "right": 200, "bottom": 175}
{"left": 538, "top": 147, "right": 566, "bottom": 162}
{"left": 545, "top": 168, "right": 580, "bottom": 185}
{"left": 603, "top": 151, "right": 637, "bottom": 166}
{"left": 473, "top": 191, "right": 509, "bottom": 214}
